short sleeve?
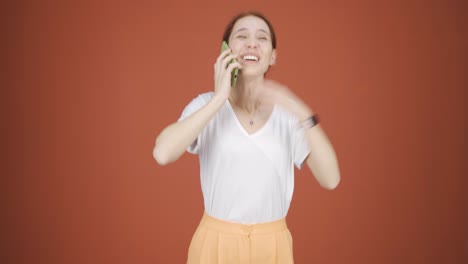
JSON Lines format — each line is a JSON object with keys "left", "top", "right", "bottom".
{"left": 178, "top": 92, "right": 213, "bottom": 154}
{"left": 293, "top": 122, "right": 311, "bottom": 169}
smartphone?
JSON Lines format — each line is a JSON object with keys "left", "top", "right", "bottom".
{"left": 221, "top": 41, "right": 238, "bottom": 88}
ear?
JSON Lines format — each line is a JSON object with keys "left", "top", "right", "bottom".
{"left": 269, "top": 49, "right": 277, "bottom": 66}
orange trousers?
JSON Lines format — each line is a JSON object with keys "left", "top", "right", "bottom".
{"left": 187, "top": 212, "right": 294, "bottom": 264}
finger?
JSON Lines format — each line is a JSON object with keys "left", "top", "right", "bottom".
{"left": 216, "top": 48, "right": 232, "bottom": 64}
{"left": 215, "top": 51, "right": 235, "bottom": 72}
{"left": 226, "top": 61, "right": 242, "bottom": 72}
{"left": 221, "top": 54, "right": 239, "bottom": 69}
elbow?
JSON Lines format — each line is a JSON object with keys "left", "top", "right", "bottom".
{"left": 321, "top": 174, "right": 341, "bottom": 190}
{"left": 309, "top": 162, "right": 341, "bottom": 190}
{"left": 153, "top": 146, "right": 172, "bottom": 166}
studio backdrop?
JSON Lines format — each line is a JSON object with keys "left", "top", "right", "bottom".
{"left": 5, "top": 1, "right": 466, "bottom": 264}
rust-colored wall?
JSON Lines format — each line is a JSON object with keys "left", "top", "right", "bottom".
{"left": 5, "top": 1, "right": 467, "bottom": 263}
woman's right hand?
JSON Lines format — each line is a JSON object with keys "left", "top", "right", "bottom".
{"left": 214, "top": 48, "right": 241, "bottom": 100}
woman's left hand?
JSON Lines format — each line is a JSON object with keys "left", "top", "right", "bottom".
{"left": 259, "top": 80, "right": 341, "bottom": 190}
{"left": 258, "top": 80, "right": 313, "bottom": 121}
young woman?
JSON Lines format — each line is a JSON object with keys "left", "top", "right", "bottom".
{"left": 153, "top": 11, "right": 341, "bottom": 264}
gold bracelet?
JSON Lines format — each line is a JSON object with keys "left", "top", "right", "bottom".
{"left": 301, "top": 114, "right": 319, "bottom": 129}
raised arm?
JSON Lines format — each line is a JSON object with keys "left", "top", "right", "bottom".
{"left": 259, "top": 80, "right": 341, "bottom": 190}
{"left": 153, "top": 95, "right": 225, "bottom": 165}
{"left": 302, "top": 124, "right": 341, "bottom": 190}
{"left": 153, "top": 49, "right": 241, "bottom": 166}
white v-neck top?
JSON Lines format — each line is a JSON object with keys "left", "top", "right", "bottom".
{"left": 178, "top": 92, "right": 310, "bottom": 224}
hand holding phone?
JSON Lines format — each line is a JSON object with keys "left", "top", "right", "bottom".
{"left": 221, "top": 41, "right": 239, "bottom": 88}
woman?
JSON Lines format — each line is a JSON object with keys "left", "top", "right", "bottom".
{"left": 153, "top": 11, "right": 340, "bottom": 264}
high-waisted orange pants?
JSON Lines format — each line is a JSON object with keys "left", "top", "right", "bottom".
{"left": 187, "top": 212, "right": 294, "bottom": 264}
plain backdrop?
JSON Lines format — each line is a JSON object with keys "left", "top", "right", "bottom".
{"left": 3, "top": 1, "right": 467, "bottom": 263}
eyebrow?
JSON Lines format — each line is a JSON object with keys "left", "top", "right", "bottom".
{"left": 232, "top": 27, "right": 271, "bottom": 36}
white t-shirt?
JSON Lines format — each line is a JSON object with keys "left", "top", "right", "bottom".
{"left": 178, "top": 92, "right": 310, "bottom": 224}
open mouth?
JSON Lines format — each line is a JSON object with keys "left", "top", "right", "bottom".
{"left": 241, "top": 54, "right": 260, "bottom": 63}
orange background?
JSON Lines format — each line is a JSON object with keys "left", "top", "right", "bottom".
{"left": 4, "top": 1, "right": 467, "bottom": 263}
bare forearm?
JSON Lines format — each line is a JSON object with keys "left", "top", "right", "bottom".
{"left": 153, "top": 95, "right": 226, "bottom": 165}
{"left": 304, "top": 124, "right": 341, "bottom": 190}
{"left": 251, "top": 79, "right": 341, "bottom": 189}
{"left": 284, "top": 95, "right": 341, "bottom": 190}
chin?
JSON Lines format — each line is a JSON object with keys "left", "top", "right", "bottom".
{"left": 239, "top": 68, "right": 266, "bottom": 78}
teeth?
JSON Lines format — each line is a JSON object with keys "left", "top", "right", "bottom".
{"left": 243, "top": 55, "right": 258, "bottom": 61}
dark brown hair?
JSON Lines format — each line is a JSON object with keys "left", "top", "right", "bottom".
{"left": 222, "top": 11, "right": 277, "bottom": 49}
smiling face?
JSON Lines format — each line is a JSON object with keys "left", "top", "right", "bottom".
{"left": 228, "top": 15, "right": 277, "bottom": 77}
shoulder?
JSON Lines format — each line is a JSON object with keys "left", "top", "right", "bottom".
{"left": 273, "top": 105, "right": 300, "bottom": 124}
{"left": 179, "top": 92, "right": 215, "bottom": 121}
{"left": 184, "top": 91, "right": 214, "bottom": 108}
{"left": 191, "top": 91, "right": 214, "bottom": 104}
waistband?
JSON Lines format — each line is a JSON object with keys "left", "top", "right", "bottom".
{"left": 199, "top": 212, "right": 288, "bottom": 236}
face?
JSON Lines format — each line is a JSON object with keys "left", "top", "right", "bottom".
{"left": 228, "top": 16, "right": 277, "bottom": 77}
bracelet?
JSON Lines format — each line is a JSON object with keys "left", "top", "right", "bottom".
{"left": 301, "top": 114, "right": 320, "bottom": 129}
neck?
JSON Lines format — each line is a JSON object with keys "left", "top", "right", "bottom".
{"left": 230, "top": 75, "right": 263, "bottom": 113}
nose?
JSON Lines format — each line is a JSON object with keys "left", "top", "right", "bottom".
{"left": 247, "top": 38, "right": 258, "bottom": 49}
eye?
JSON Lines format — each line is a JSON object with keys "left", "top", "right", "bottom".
{"left": 236, "top": 35, "right": 247, "bottom": 39}
{"left": 257, "top": 34, "right": 269, "bottom": 41}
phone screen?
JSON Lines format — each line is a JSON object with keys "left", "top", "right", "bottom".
{"left": 221, "top": 41, "right": 238, "bottom": 88}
